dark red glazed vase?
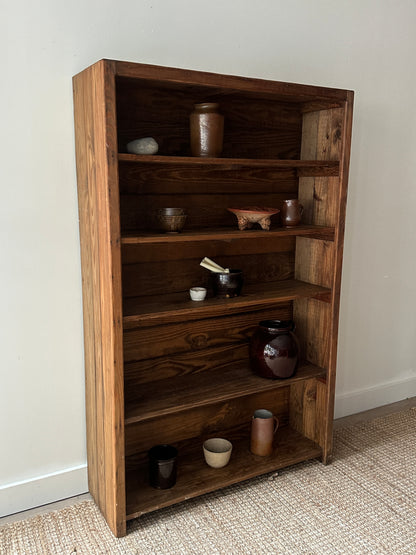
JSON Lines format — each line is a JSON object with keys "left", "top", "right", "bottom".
{"left": 249, "top": 320, "right": 299, "bottom": 379}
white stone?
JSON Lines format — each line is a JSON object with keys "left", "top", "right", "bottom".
{"left": 126, "top": 137, "right": 159, "bottom": 155}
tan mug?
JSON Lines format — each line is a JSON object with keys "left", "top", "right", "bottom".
{"left": 281, "top": 199, "right": 303, "bottom": 226}
{"left": 250, "top": 409, "right": 279, "bottom": 456}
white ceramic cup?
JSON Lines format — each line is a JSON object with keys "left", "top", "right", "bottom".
{"left": 203, "top": 438, "right": 232, "bottom": 468}
{"left": 190, "top": 287, "right": 207, "bottom": 301}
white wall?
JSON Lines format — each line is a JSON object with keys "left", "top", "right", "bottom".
{"left": 1, "top": 0, "right": 415, "bottom": 516}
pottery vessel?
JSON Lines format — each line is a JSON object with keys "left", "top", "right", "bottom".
{"left": 148, "top": 444, "right": 178, "bottom": 489}
{"left": 212, "top": 270, "right": 243, "bottom": 298}
{"left": 190, "top": 103, "right": 224, "bottom": 157}
{"left": 190, "top": 287, "right": 207, "bottom": 301}
{"left": 203, "top": 438, "right": 232, "bottom": 468}
{"left": 156, "top": 208, "right": 187, "bottom": 233}
{"left": 250, "top": 409, "right": 279, "bottom": 456}
{"left": 227, "top": 207, "right": 280, "bottom": 231}
{"left": 280, "top": 199, "right": 303, "bottom": 226}
{"left": 249, "top": 320, "right": 299, "bottom": 379}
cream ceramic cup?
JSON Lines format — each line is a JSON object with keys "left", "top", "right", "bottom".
{"left": 203, "top": 438, "right": 232, "bottom": 468}
{"left": 190, "top": 287, "right": 207, "bottom": 301}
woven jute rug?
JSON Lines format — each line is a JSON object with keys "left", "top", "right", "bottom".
{"left": 2, "top": 408, "right": 416, "bottom": 554}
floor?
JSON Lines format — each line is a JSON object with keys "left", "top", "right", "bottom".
{"left": 2, "top": 397, "right": 416, "bottom": 527}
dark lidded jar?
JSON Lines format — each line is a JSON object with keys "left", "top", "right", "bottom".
{"left": 190, "top": 103, "right": 224, "bottom": 157}
{"left": 249, "top": 320, "right": 299, "bottom": 379}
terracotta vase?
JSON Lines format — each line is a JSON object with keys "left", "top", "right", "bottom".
{"left": 190, "top": 103, "right": 224, "bottom": 157}
{"left": 249, "top": 320, "right": 299, "bottom": 379}
{"left": 250, "top": 409, "right": 279, "bottom": 456}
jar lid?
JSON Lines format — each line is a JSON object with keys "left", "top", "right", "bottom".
{"left": 258, "top": 319, "right": 294, "bottom": 331}
{"left": 193, "top": 102, "right": 220, "bottom": 110}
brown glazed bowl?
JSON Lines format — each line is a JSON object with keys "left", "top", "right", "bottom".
{"left": 212, "top": 270, "right": 243, "bottom": 298}
{"left": 156, "top": 208, "right": 187, "bottom": 233}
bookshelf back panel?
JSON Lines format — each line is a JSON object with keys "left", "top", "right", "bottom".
{"left": 119, "top": 192, "right": 296, "bottom": 232}
{"left": 116, "top": 78, "right": 302, "bottom": 159}
{"left": 124, "top": 387, "right": 290, "bottom": 458}
{"left": 123, "top": 304, "right": 293, "bottom": 364}
{"left": 122, "top": 250, "right": 295, "bottom": 298}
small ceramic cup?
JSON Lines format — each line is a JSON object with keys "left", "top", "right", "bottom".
{"left": 148, "top": 444, "right": 178, "bottom": 489}
{"left": 190, "top": 287, "right": 207, "bottom": 301}
{"left": 203, "top": 438, "right": 232, "bottom": 468}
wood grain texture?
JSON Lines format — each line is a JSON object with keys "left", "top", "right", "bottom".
{"left": 125, "top": 425, "right": 322, "bottom": 519}
{"left": 124, "top": 363, "right": 326, "bottom": 425}
{"left": 124, "top": 388, "right": 292, "bottom": 457}
{"left": 121, "top": 226, "right": 335, "bottom": 249}
{"left": 73, "top": 60, "right": 126, "bottom": 537}
{"left": 74, "top": 59, "right": 353, "bottom": 532}
{"left": 299, "top": 108, "right": 344, "bottom": 227}
{"left": 321, "top": 95, "right": 354, "bottom": 463}
{"left": 116, "top": 79, "right": 302, "bottom": 158}
{"left": 124, "top": 304, "right": 293, "bottom": 385}
{"left": 119, "top": 192, "right": 293, "bottom": 232}
{"left": 295, "top": 237, "right": 335, "bottom": 288}
{"left": 118, "top": 154, "right": 340, "bottom": 173}
{"left": 289, "top": 378, "right": 318, "bottom": 441}
{"left": 293, "top": 298, "right": 331, "bottom": 370}
{"left": 294, "top": 100, "right": 354, "bottom": 461}
{"left": 121, "top": 251, "right": 294, "bottom": 297}
{"left": 122, "top": 280, "right": 331, "bottom": 329}
{"left": 114, "top": 60, "right": 351, "bottom": 103}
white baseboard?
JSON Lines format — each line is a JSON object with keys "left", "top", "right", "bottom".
{"left": 0, "top": 464, "right": 88, "bottom": 518}
{"left": 335, "top": 374, "right": 416, "bottom": 419}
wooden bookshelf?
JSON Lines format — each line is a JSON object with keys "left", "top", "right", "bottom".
{"left": 73, "top": 59, "right": 353, "bottom": 537}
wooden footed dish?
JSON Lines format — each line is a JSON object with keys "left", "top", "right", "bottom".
{"left": 228, "top": 207, "right": 280, "bottom": 231}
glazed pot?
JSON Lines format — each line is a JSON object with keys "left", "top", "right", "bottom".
{"left": 211, "top": 270, "right": 243, "bottom": 298}
{"left": 148, "top": 444, "right": 178, "bottom": 489}
{"left": 280, "top": 199, "right": 303, "bottom": 226}
{"left": 249, "top": 320, "right": 299, "bottom": 379}
{"left": 190, "top": 103, "right": 224, "bottom": 157}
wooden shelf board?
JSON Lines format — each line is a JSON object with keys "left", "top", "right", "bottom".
{"left": 118, "top": 154, "right": 339, "bottom": 176}
{"left": 115, "top": 60, "right": 350, "bottom": 103}
{"left": 124, "top": 362, "right": 326, "bottom": 425}
{"left": 125, "top": 425, "right": 322, "bottom": 520}
{"left": 121, "top": 225, "right": 335, "bottom": 245}
{"left": 122, "top": 279, "right": 331, "bottom": 329}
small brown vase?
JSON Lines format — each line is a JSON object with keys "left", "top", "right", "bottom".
{"left": 249, "top": 320, "right": 299, "bottom": 379}
{"left": 190, "top": 103, "right": 224, "bottom": 157}
{"left": 250, "top": 409, "right": 279, "bottom": 456}
{"left": 281, "top": 199, "right": 303, "bottom": 226}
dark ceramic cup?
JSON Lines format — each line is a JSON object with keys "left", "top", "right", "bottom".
{"left": 212, "top": 270, "right": 243, "bottom": 298}
{"left": 148, "top": 444, "right": 178, "bottom": 489}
